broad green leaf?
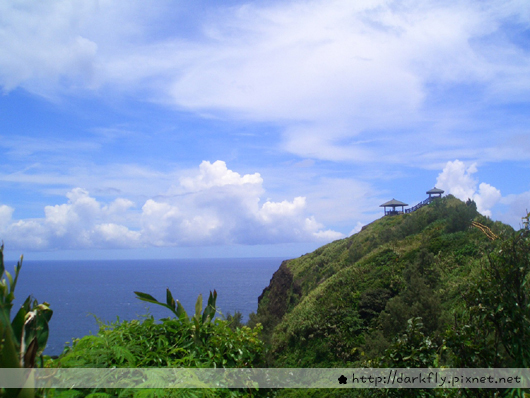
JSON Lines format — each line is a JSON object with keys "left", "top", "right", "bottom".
{"left": 23, "top": 311, "right": 38, "bottom": 353}
{"left": 202, "top": 290, "right": 217, "bottom": 323}
{"left": 134, "top": 291, "right": 159, "bottom": 304}
{"left": 165, "top": 288, "right": 175, "bottom": 310}
{"left": 23, "top": 337, "right": 38, "bottom": 368}
{"left": 209, "top": 290, "right": 217, "bottom": 308}
{"left": 10, "top": 296, "right": 31, "bottom": 346}
{"left": 202, "top": 306, "right": 213, "bottom": 324}
{"left": 176, "top": 300, "right": 188, "bottom": 322}
{"left": 38, "top": 302, "right": 53, "bottom": 324}
{"left": 194, "top": 294, "right": 203, "bottom": 320}
{"left": 35, "top": 311, "right": 51, "bottom": 357}
{"left": 0, "top": 326, "right": 21, "bottom": 368}
{"left": 5, "top": 270, "right": 13, "bottom": 292}
{"left": 0, "top": 305, "right": 13, "bottom": 332}
{"left": 11, "top": 260, "right": 22, "bottom": 295}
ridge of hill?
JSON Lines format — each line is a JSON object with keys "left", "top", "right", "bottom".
{"left": 252, "top": 195, "right": 518, "bottom": 370}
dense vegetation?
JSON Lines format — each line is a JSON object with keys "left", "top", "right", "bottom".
{"left": 1, "top": 195, "right": 529, "bottom": 398}
{"left": 251, "top": 196, "right": 529, "bottom": 397}
{"left": 45, "top": 298, "right": 266, "bottom": 398}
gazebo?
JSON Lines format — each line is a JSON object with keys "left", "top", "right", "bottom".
{"left": 380, "top": 199, "right": 408, "bottom": 216}
{"left": 426, "top": 187, "right": 444, "bottom": 200}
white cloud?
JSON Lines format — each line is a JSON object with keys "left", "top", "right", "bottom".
{"left": 436, "top": 160, "right": 477, "bottom": 201}
{"left": 306, "top": 216, "right": 344, "bottom": 241}
{"left": 92, "top": 223, "right": 141, "bottom": 248}
{"left": 313, "top": 229, "right": 344, "bottom": 241}
{"left": 0, "top": 205, "right": 14, "bottom": 231}
{"left": 349, "top": 221, "right": 364, "bottom": 236}
{"left": 129, "top": 1, "right": 530, "bottom": 163}
{"left": 301, "top": 177, "right": 378, "bottom": 225}
{"left": 143, "top": 161, "right": 343, "bottom": 246}
{"left": 0, "top": 1, "right": 98, "bottom": 94}
{"left": 1, "top": 1, "right": 529, "bottom": 164}
{"left": 436, "top": 160, "right": 501, "bottom": 217}
{"left": 180, "top": 160, "right": 262, "bottom": 191}
{"left": 103, "top": 198, "right": 135, "bottom": 217}
{"left": 474, "top": 182, "right": 503, "bottom": 218}
{"left": 258, "top": 197, "right": 306, "bottom": 223}
{"left": 0, "top": 187, "right": 140, "bottom": 250}
{"left": 0, "top": 161, "right": 341, "bottom": 251}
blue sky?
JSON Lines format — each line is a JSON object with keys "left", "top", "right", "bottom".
{"left": 1, "top": 0, "right": 529, "bottom": 261}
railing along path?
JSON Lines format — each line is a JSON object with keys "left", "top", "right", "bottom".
{"left": 404, "top": 197, "right": 433, "bottom": 214}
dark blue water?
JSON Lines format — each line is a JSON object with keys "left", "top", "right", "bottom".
{"left": 10, "top": 258, "right": 282, "bottom": 356}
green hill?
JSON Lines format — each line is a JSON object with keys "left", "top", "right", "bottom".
{"left": 253, "top": 195, "right": 524, "bottom": 370}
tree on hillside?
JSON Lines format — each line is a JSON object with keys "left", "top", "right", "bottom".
{"left": 445, "top": 199, "right": 477, "bottom": 233}
{"left": 366, "top": 215, "right": 530, "bottom": 397}
{"left": 449, "top": 217, "right": 530, "bottom": 368}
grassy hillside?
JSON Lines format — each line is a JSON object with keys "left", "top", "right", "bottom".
{"left": 253, "top": 195, "right": 516, "bottom": 368}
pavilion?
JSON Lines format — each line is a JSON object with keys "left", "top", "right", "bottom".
{"left": 380, "top": 199, "right": 408, "bottom": 216}
{"left": 426, "top": 187, "right": 444, "bottom": 201}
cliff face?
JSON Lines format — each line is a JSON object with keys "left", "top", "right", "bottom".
{"left": 255, "top": 195, "right": 512, "bottom": 367}
{"left": 257, "top": 260, "right": 301, "bottom": 327}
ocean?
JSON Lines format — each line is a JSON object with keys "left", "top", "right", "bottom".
{"left": 10, "top": 257, "right": 283, "bottom": 356}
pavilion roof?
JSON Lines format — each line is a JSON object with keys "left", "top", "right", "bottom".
{"left": 380, "top": 198, "right": 408, "bottom": 207}
{"left": 426, "top": 187, "right": 444, "bottom": 194}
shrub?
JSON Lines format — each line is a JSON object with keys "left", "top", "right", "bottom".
{"left": 49, "top": 289, "right": 266, "bottom": 398}
{"left": 0, "top": 244, "right": 53, "bottom": 398}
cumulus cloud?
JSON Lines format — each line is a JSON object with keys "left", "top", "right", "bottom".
{"left": 436, "top": 161, "right": 478, "bottom": 200}
{"left": 180, "top": 160, "right": 262, "bottom": 191}
{"left": 436, "top": 160, "right": 502, "bottom": 217}
{"left": 0, "top": 161, "right": 342, "bottom": 251}
{"left": 3, "top": 187, "right": 141, "bottom": 249}
{"left": 142, "top": 161, "right": 343, "bottom": 246}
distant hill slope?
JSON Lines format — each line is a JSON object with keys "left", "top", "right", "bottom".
{"left": 253, "top": 195, "right": 514, "bottom": 368}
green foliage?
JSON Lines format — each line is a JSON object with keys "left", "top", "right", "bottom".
{"left": 134, "top": 289, "right": 217, "bottom": 327}
{"left": 358, "top": 288, "right": 391, "bottom": 322}
{"left": 257, "top": 197, "right": 529, "bottom": 382}
{"left": 269, "top": 265, "right": 368, "bottom": 367}
{"left": 49, "top": 289, "right": 266, "bottom": 398}
{"left": 380, "top": 246, "right": 443, "bottom": 338}
{"left": 445, "top": 199, "right": 477, "bottom": 233}
{"left": 369, "top": 317, "right": 440, "bottom": 368}
{"left": 225, "top": 311, "right": 244, "bottom": 331}
{"left": 447, "top": 226, "right": 530, "bottom": 368}
{"left": 359, "top": 222, "right": 530, "bottom": 397}
{"left": 134, "top": 289, "right": 219, "bottom": 349}
{"left": 381, "top": 275, "right": 442, "bottom": 339}
{"left": 1, "top": 244, "right": 53, "bottom": 398}
{"left": 56, "top": 315, "right": 264, "bottom": 369}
